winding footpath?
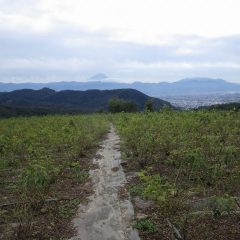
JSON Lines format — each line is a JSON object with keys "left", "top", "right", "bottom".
{"left": 70, "top": 125, "right": 140, "bottom": 240}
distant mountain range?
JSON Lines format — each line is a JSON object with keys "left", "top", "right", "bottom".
{"left": 1, "top": 77, "right": 240, "bottom": 97}
{"left": 0, "top": 88, "right": 171, "bottom": 114}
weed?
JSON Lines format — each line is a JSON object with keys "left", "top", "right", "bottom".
{"left": 0, "top": 114, "right": 109, "bottom": 239}
{"left": 135, "top": 170, "right": 176, "bottom": 203}
{"left": 70, "top": 161, "right": 89, "bottom": 183}
{"left": 208, "top": 195, "right": 236, "bottom": 217}
{"left": 58, "top": 198, "right": 81, "bottom": 219}
{"left": 133, "top": 218, "right": 157, "bottom": 233}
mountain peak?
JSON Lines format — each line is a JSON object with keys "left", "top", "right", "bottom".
{"left": 88, "top": 73, "right": 108, "bottom": 81}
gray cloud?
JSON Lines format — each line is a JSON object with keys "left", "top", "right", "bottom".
{"left": 0, "top": 26, "right": 240, "bottom": 83}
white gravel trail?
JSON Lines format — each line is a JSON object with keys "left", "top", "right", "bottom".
{"left": 70, "top": 125, "right": 140, "bottom": 240}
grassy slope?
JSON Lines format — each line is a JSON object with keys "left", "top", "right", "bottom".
{"left": 114, "top": 110, "right": 240, "bottom": 239}
{"left": 0, "top": 114, "right": 109, "bottom": 239}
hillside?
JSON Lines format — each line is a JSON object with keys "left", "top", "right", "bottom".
{"left": 1, "top": 78, "right": 240, "bottom": 96}
{"left": 200, "top": 102, "right": 240, "bottom": 111}
{"left": 0, "top": 88, "right": 171, "bottom": 115}
{"left": 0, "top": 105, "right": 87, "bottom": 118}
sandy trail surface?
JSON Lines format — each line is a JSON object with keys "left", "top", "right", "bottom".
{"left": 70, "top": 125, "right": 140, "bottom": 240}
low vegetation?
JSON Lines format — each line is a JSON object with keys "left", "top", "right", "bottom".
{"left": 133, "top": 218, "right": 157, "bottom": 233}
{"left": 0, "top": 114, "right": 109, "bottom": 239}
{"left": 114, "top": 110, "right": 240, "bottom": 239}
{"left": 0, "top": 104, "right": 85, "bottom": 118}
{"left": 1, "top": 108, "right": 240, "bottom": 239}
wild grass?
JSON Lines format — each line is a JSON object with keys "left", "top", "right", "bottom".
{"left": 0, "top": 114, "right": 109, "bottom": 239}
{"left": 114, "top": 110, "right": 240, "bottom": 239}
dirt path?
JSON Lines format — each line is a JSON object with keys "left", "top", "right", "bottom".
{"left": 70, "top": 125, "right": 140, "bottom": 240}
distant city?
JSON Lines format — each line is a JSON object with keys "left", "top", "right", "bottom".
{"left": 161, "top": 93, "right": 240, "bottom": 109}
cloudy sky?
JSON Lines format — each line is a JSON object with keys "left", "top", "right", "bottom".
{"left": 0, "top": 0, "right": 240, "bottom": 83}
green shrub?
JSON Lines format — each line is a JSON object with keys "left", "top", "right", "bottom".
{"left": 21, "top": 160, "right": 58, "bottom": 192}
{"left": 208, "top": 195, "right": 236, "bottom": 217}
{"left": 133, "top": 218, "right": 157, "bottom": 233}
{"left": 131, "top": 170, "right": 176, "bottom": 203}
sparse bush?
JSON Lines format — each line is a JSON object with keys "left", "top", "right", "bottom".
{"left": 133, "top": 218, "right": 157, "bottom": 233}
{"left": 0, "top": 114, "right": 109, "bottom": 239}
{"left": 208, "top": 195, "right": 236, "bottom": 217}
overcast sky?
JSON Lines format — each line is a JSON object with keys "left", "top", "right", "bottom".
{"left": 0, "top": 0, "right": 240, "bottom": 83}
